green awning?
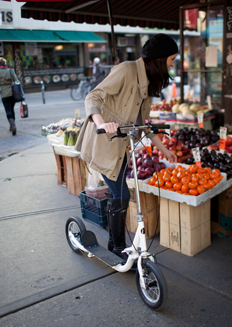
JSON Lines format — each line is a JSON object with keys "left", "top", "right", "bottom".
{"left": 0, "top": 29, "right": 22, "bottom": 41}
{"left": 54, "top": 31, "right": 106, "bottom": 42}
{"left": 0, "top": 29, "right": 106, "bottom": 43}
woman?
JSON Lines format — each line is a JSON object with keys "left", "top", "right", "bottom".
{"left": 75, "top": 34, "right": 178, "bottom": 259}
{"left": 0, "top": 57, "right": 18, "bottom": 135}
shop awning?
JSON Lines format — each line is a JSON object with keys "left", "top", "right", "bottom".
{"left": 20, "top": 0, "right": 201, "bottom": 30}
{"left": 0, "top": 29, "right": 106, "bottom": 43}
{"left": 53, "top": 31, "right": 106, "bottom": 42}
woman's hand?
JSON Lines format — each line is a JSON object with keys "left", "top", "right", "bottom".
{"left": 92, "top": 114, "right": 118, "bottom": 134}
{"left": 97, "top": 122, "right": 119, "bottom": 134}
{"left": 165, "top": 149, "right": 177, "bottom": 164}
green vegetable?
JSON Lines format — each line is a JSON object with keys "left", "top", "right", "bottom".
{"left": 64, "top": 130, "right": 69, "bottom": 146}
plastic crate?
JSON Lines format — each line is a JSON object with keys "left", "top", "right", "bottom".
{"left": 80, "top": 191, "right": 108, "bottom": 228}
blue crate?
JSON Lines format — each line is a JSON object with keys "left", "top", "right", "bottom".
{"left": 80, "top": 191, "right": 108, "bottom": 228}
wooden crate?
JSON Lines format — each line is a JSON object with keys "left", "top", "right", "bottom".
{"left": 126, "top": 189, "right": 159, "bottom": 239}
{"left": 53, "top": 152, "right": 88, "bottom": 196}
{"left": 160, "top": 198, "right": 211, "bottom": 256}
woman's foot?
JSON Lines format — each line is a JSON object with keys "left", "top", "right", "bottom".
{"left": 9, "top": 118, "right": 16, "bottom": 135}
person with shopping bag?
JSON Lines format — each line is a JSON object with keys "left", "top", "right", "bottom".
{"left": 0, "top": 57, "right": 23, "bottom": 135}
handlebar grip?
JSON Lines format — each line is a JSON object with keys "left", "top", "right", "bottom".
{"left": 157, "top": 124, "right": 170, "bottom": 129}
{"left": 96, "top": 128, "right": 106, "bottom": 134}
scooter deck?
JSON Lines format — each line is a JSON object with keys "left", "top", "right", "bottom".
{"left": 81, "top": 230, "right": 126, "bottom": 267}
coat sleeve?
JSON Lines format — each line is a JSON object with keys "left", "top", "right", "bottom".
{"left": 85, "top": 62, "right": 132, "bottom": 120}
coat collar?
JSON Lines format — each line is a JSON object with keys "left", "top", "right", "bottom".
{"left": 135, "top": 57, "right": 149, "bottom": 99}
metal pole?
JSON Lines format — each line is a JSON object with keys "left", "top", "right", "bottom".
{"left": 106, "top": 0, "right": 117, "bottom": 65}
{"left": 179, "top": 6, "right": 184, "bottom": 104}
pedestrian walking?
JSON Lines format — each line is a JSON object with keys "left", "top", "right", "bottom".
{"left": 0, "top": 57, "right": 19, "bottom": 135}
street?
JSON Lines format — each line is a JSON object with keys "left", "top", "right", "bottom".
{"left": 0, "top": 88, "right": 86, "bottom": 158}
{"left": 0, "top": 89, "right": 232, "bottom": 327}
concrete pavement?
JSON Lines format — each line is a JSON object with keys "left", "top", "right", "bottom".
{"left": 0, "top": 90, "right": 232, "bottom": 326}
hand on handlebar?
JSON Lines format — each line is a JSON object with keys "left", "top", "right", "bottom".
{"left": 97, "top": 122, "right": 119, "bottom": 134}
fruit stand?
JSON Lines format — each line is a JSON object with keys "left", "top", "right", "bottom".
{"left": 43, "top": 118, "right": 232, "bottom": 257}
{"left": 150, "top": 99, "right": 215, "bottom": 130}
{"left": 125, "top": 126, "right": 232, "bottom": 256}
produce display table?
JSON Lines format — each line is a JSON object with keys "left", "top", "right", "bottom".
{"left": 149, "top": 110, "right": 214, "bottom": 130}
{"left": 126, "top": 174, "right": 232, "bottom": 256}
{"left": 52, "top": 143, "right": 88, "bottom": 197}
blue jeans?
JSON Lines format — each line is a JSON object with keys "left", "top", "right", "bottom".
{"left": 101, "top": 155, "right": 130, "bottom": 199}
{"left": 2, "top": 96, "right": 16, "bottom": 120}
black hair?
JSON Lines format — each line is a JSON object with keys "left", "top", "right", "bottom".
{"left": 143, "top": 57, "right": 173, "bottom": 97}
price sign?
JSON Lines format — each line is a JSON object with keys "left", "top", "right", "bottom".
{"left": 197, "top": 112, "right": 204, "bottom": 129}
{"left": 145, "top": 137, "right": 152, "bottom": 155}
{"left": 219, "top": 126, "right": 227, "bottom": 154}
{"left": 192, "top": 147, "right": 201, "bottom": 168}
{"left": 75, "top": 109, "right": 81, "bottom": 120}
{"left": 207, "top": 95, "right": 212, "bottom": 110}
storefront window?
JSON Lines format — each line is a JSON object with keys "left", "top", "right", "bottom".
{"left": 88, "top": 43, "right": 107, "bottom": 65}
{"left": 3, "top": 44, "right": 14, "bottom": 68}
{"left": 20, "top": 43, "right": 84, "bottom": 87}
{"left": 183, "top": 5, "right": 223, "bottom": 108}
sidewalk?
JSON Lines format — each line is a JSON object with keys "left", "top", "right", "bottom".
{"left": 0, "top": 141, "right": 232, "bottom": 326}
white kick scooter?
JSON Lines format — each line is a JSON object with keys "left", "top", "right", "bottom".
{"left": 65, "top": 122, "right": 170, "bottom": 310}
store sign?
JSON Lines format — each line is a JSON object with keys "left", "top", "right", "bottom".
{"left": 0, "top": 42, "right": 4, "bottom": 56}
{"left": 0, "top": 10, "right": 13, "bottom": 25}
{"left": 25, "top": 42, "right": 38, "bottom": 56}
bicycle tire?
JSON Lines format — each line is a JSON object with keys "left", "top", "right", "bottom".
{"left": 136, "top": 259, "right": 167, "bottom": 310}
{"left": 71, "top": 85, "right": 82, "bottom": 101}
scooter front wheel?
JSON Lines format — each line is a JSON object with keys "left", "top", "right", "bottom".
{"left": 136, "top": 259, "right": 167, "bottom": 310}
{"left": 65, "top": 216, "right": 86, "bottom": 253}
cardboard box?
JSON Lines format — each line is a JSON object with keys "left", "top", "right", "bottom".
{"left": 214, "top": 185, "right": 232, "bottom": 238}
{"left": 176, "top": 110, "right": 215, "bottom": 124}
{"left": 126, "top": 189, "right": 159, "bottom": 239}
{"left": 159, "top": 112, "right": 177, "bottom": 123}
{"left": 160, "top": 198, "right": 211, "bottom": 256}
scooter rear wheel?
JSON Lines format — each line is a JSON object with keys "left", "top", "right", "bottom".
{"left": 65, "top": 216, "right": 86, "bottom": 253}
{"left": 136, "top": 259, "right": 167, "bottom": 310}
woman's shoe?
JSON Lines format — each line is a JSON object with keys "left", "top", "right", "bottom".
{"left": 9, "top": 118, "right": 16, "bottom": 135}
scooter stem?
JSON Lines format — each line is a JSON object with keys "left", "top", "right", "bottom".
{"left": 129, "top": 132, "right": 142, "bottom": 215}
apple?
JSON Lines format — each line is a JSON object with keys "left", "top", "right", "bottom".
{"left": 154, "top": 163, "right": 161, "bottom": 172}
{"left": 225, "top": 136, "right": 232, "bottom": 147}
{"left": 145, "top": 167, "right": 154, "bottom": 175}
{"left": 162, "top": 138, "right": 169, "bottom": 146}
{"left": 158, "top": 151, "right": 163, "bottom": 157}
{"left": 137, "top": 157, "right": 143, "bottom": 166}
{"left": 159, "top": 154, "right": 164, "bottom": 160}
{"left": 176, "top": 151, "right": 183, "bottom": 157}
{"left": 137, "top": 170, "right": 148, "bottom": 179}
{"left": 143, "top": 159, "right": 153, "bottom": 168}
{"left": 169, "top": 146, "right": 177, "bottom": 152}
{"left": 152, "top": 156, "right": 159, "bottom": 164}
{"left": 176, "top": 140, "right": 183, "bottom": 147}
{"left": 130, "top": 170, "right": 134, "bottom": 178}
{"left": 137, "top": 165, "right": 144, "bottom": 171}
{"left": 176, "top": 144, "right": 182, "bottom": 151}
{"left": 169, "top": 136, "right": 177, "bottom": 145}
{"left": 160, "top": 162, "right": 166, "bottom": 169}
{"left": 143, "top": 153, "right": 151, "bottom": 160}
{"left": 152, "top": 148, "right": 159, "bottom": 155}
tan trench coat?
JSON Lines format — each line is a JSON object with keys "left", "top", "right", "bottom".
{"left": 0, "top": 68, "right": 18, "bottom": 98}
{"left": 75, "top": 57, "right": 154, "bottom": 181}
